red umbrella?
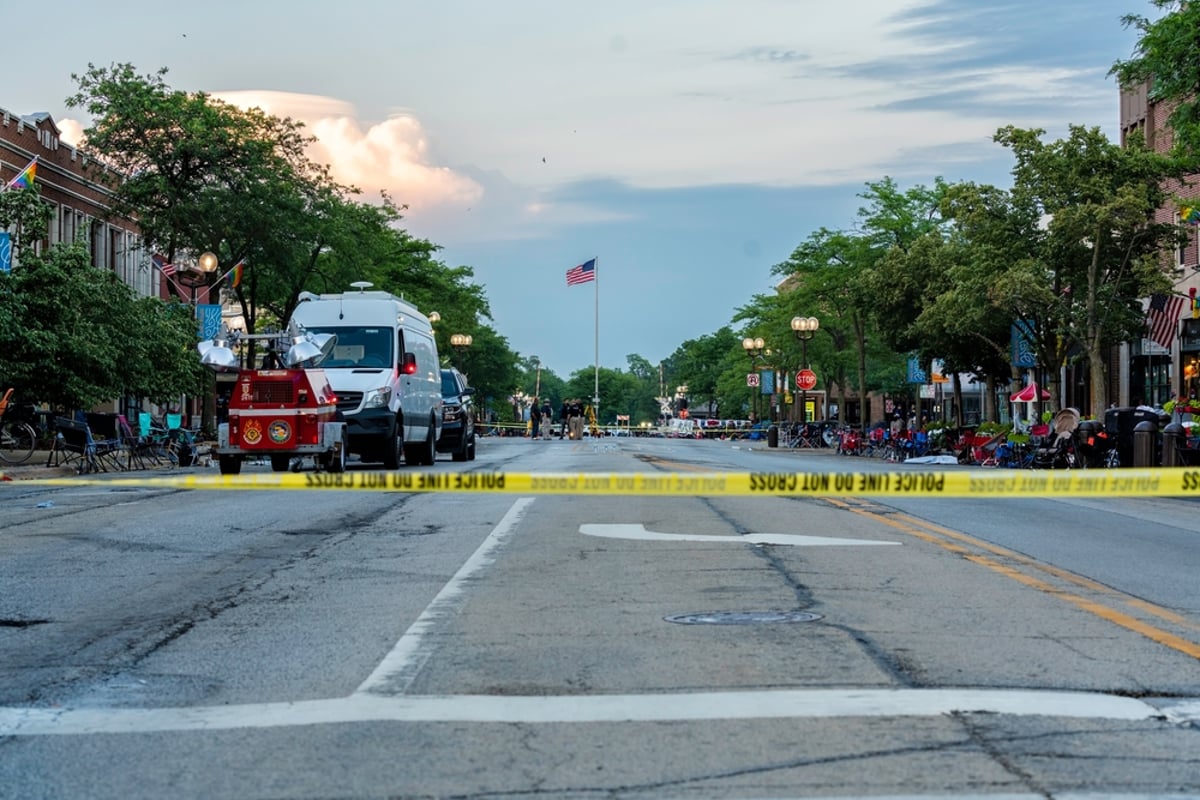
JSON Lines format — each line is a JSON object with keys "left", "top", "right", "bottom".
{"left": 1010, "top": 382, "right": 1050, "bottom": 402}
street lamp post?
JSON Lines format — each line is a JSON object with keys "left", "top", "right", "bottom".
{"left": 742, "top": 336, "right": 765, "bottom": 422}
{"left": 450, "top": 333, "right": 473, "bottom": 370}
{"left": 791, "top": 316, "right": 820, "bottom": 424}
{"left": 175, "top": 252, "right": 219, "bottom": 434}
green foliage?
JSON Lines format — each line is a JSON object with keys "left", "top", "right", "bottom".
{"left": 662, "top": 327, "right": 742, "bottom": 418}
{"left": 0, "top": 243, "right": 202, "bottom": 411}
{"left": 975, "top": 421, "right": 1010, "bottom": 436}
{"left": 66, "top": 63, "right": 522, "bottom": 419}
{"left": 1110, "top": 0, "right": 1200, "bottom": 163}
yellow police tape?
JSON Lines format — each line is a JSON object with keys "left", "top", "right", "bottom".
{"left": 7, "top": 468, "right": 1200, "bottom": 497}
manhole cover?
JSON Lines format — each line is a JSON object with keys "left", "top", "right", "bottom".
{"left": 664, "top": 610, "right": 822, "bottom": 625}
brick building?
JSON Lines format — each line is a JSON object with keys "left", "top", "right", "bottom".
{"left": 1, "top": 106, "right": 154, "bottom": 298}
{"left": 1119, "top": 83, "right": 1200, "bottom": 406}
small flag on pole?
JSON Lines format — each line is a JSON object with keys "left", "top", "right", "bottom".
{"left": 5, "top": 156, "right": 36, "bottom": 191}
{"left": 152, "top": 254, "right": 177, "bottom": 277}
{"left": 566, "top": 258, "right": 596, "bottom": 286}
{"left": 228, "top": 260, "right": 244, "bottom": 289}
{"left": 1146, "top": 293, "right": 1186, "bottom": 350}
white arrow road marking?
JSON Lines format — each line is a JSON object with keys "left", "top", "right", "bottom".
{"left": 579, "top": 523, "right": 900, "bottom": 546}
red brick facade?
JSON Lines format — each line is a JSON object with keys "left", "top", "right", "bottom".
{"left": 0, "top": 106, "right": 155, "bottom": 298}
{"left": 1119, "top": 82, "right": 1200, "bottom": 404}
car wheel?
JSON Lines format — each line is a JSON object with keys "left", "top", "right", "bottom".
{"left": 467, "top": 432, "right": 476, "bottom": 461}
{"left": 384, "top": 420, "right": 404, "bottom": 469}
{"left": 419, "top": 421, "right": 436, "bottom": 466}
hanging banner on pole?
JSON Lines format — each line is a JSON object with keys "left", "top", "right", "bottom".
{"left": 0, "top": 231, "right": 11, "bottom": 273}
{"left": 196, "top": 304, "right": 222, "bottom": 339}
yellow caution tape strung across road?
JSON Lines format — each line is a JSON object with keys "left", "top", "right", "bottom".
{"left": 8, "top": 468, "right": 1200, "bottom": 497}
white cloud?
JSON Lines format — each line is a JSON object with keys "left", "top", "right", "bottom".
{"left": 57, "top": 119, "right": 85, "bottom": 147}
{"left": 211, "top": 90, "right": 483, "bottom": 212}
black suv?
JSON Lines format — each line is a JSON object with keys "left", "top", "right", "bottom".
{"left": 437, "top": 367, "right": 476, "bottom": 461}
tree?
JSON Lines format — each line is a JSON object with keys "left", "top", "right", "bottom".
{"left": 771, "top": 228, "right": 881, "bottom": 423}
{"left": 921, "top": 182, "right": 1036, "bottom": 422}
{"left": 0, "top": 243, "right": 200, "bottom": 412}
{"left": 1110, "top": 0, "right": 1200, "bottom": 163}
{"left": 67, "top": 63, "right": 515, "bottom": 426}
{"left": 664, "top": 328, "right": 742, "bottom": 420}
{"left": 995, "top": 125, "right": 1184, "bottom": 414}
{"left": 68, "top": 64, "right": 337, "bottom": 296}
{"left": 766, "top": 178, "right": 946, "bottom": 424}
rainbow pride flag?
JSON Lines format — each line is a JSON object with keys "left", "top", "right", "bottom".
{"left": 5, "top": 157, "right": 37, "bottom": 191}
{"left": 1181, "top": 206, "right": 1200, "bottom": 225}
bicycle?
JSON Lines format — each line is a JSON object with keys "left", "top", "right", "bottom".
{"left": 0, "top": 389, "right": 37, "bottom": 465}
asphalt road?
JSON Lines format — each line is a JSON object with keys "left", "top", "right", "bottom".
{"left": 1, "top": 436, "right": 1199, "bottom": 799}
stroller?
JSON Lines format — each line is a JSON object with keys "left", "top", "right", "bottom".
{"left": 1031, "top": 409, "right": 1080, "bottom": 469}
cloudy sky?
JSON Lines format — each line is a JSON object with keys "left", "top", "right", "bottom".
{"left": 8, "top": 0, "right": 1147, "bottom": 377}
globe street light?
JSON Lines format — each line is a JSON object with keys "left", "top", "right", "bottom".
{"left": 742, "top": 336, "right": 766, "bottom": 421}
{"left": 791, "top": 316, "right": 820, "bottom": 424}
{"left": 450, "top": 333, "right": 473, "bottom": 379}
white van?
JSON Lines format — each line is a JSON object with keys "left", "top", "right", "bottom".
{"left": 291, "top": 283, "right": 442, "bottom": 468}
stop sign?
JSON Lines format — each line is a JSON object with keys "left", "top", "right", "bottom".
{"left": 796, "top": 369, "right": 817, "bottom": 391}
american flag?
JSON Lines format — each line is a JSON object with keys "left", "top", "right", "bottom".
{"left": 152, "top": 254, "right": 177, "bottom": 277}
{"left": 566, "top": 258, "right": 596, "bottom": 286}
{"left": 151, "top": 260, "right": 176, "bottom": 281}
{"left": 1147, "top": 293, "right": 1186, "bottom": 350}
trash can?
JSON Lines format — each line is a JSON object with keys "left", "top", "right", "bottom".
{"left": 767, "top": 424, "right": 779, "bottom": 449}
{"left": 1105, "top": 407, "right": 1162, "bottom": 467}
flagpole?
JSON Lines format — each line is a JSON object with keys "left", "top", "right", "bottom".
{"left": 593, "top": 256, "right": 600, "bottom": 423}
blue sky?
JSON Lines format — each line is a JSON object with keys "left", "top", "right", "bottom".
{"left": 8, "top": 0, "right": 1146, "bottom": 377}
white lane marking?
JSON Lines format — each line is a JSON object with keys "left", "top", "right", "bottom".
{"left": 6, "top": 500, "right": 1193, "bottom": 738}
{"left": 579, "top": 523, "right": 899, "bottom": 547}
{"left": 0, "top": 689, "right": 1177, "bottom": 736}
{"left": 354, "top": 497, "right": 536, "bottom": 695}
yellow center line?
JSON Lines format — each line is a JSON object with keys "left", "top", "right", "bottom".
{"left": 822, "top": 496, "right": 1200, "bottom": 662}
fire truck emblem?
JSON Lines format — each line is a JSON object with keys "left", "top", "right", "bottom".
{"left": 243, "top": 418, "right": 263, "bottom": 445}
{"left": 268, "top": 420, "right": 292, "bottom": 444}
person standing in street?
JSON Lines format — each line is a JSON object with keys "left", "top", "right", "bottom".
{"left": 541, "top": 399, "right": 554, "bottom": 439}
{"left": 530, "top": 398, "right": 542, "bottom": 439}
{"left": 567, "top": 398, "right": 585, "bottom": 440}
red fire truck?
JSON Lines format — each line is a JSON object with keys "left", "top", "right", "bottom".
{"left": 199, "top": 327, "right": 348, "bottom": 475}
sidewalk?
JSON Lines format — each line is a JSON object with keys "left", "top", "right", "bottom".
{"left": 0, "top": 450, "right": 78, "bottom": 481}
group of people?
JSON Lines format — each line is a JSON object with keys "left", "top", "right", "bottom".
{"left": 529, "top": 397, "right": 588, "bottom": 440}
